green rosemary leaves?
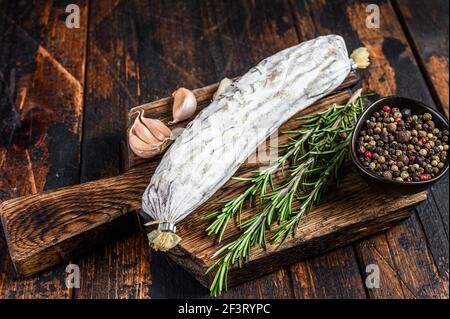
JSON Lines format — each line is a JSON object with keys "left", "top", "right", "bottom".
{"left": 204, "top": 91, "right": 365, "bottom": 296}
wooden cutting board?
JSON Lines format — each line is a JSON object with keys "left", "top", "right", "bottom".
{"left": 139, "top": 169, "right": 426, "bottom": 288}
{"left": 0, "top": 72, "right": 426, "bottom": 285}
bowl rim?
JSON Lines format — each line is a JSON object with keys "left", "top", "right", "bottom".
{"left": 351, "top": 95, "right": 449, "bottom": 186}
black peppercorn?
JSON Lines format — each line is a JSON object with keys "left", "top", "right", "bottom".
{"left": 401, "top": 108, "right": 412, "bottom": 116}
{"left": 396, "top": 131, "right": 411, "bottom": 143}
{"left": 399, "top": 155, "right": 409, "bottom": 165}
{"left": 382, "top": 171, "right": 392, "bottom": 180}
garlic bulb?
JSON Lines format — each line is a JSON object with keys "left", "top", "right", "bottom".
{"left": 128, "top": 111, "right": 172, "bottom": 158}
{"left": 213, "top": 77, "right": 233, "bottom": 100}
{"left": 169, "top": 88, "right": 197, "bottom": 125}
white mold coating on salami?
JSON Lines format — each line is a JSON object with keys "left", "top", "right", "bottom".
{"left": 142, "top": 35, "right": 352, "bottom": 226}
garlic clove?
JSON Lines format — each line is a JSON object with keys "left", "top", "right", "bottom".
{"left": 213, "top": 77, "right": 233, "bottom": 100}
{"left": 169, "top": 87, "right": 197, "bottom": 125}
{"left": 128, "top": 111, "right": 174, "bottom": 159}
{"left": 128, "top": 131, "right": 160, "bottom": 152}
{"left": 128, "top": 132, "right": 160, "bottom": 158}
{"left": 139, "top": 113, "right": 172, "bottom": 141}
{"left": 132, "top": 115, "right": 161, "bottom": 144}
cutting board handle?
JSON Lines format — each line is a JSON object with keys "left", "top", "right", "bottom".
{"left": 0, "top": 164, "right": 153, "bottom": 276}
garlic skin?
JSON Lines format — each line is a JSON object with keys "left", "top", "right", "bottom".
{"left": 213, "top": 77, "right": 233, "bottom": 100}
{"left": 169, "top": 88, "right": 197, "bottom": 125}
{"left": 128, "top": 111, "right": 172, "bottom": 158}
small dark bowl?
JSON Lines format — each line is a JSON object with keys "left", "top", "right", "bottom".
{"left": 351, "top": 96, "right": 449, "bottom": 195}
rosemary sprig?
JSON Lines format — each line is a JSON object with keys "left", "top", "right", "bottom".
{"left": 205, "top": 92, "right": 366, "bottom": 296}
{"left": 203, "top": 164, "right": 277, "bottom": 242}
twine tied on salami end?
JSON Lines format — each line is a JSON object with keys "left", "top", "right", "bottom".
{"left": 350, "top": 47, "right": 370, "bottom": 70}
{"left": 144, "top": 220, "right": 181, "bottom": 251}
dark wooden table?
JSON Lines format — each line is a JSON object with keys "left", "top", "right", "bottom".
{"left": 0, "top": 0, "right": 448, "bottom": 299}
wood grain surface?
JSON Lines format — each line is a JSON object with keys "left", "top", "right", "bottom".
{"left": 74, "top": 0, "right": 153, "bottom": 299}
{"left": 394, "top": 0, "right": 449, "bottom": 118}
{"left": 288, "top": 0, "right": 449, "bottom": 299}
{"left": 0, "top": 0, "right": 88, "bottom": 299}
{"left": 0, "top": 0, "right": 448, "bottom": 299}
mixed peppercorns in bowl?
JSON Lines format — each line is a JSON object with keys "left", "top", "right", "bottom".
{"left": 351, "top": 96, "right": 449, "bottom": 195}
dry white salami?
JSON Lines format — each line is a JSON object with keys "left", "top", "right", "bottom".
{"left": 142, "top": 34, "right": 369, "bottom": 251}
